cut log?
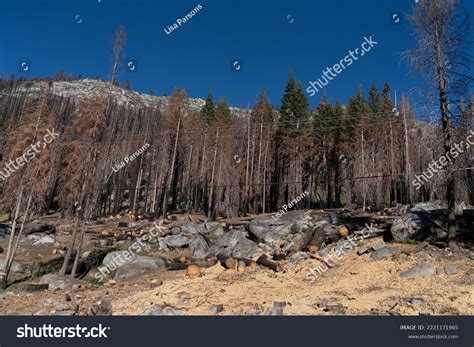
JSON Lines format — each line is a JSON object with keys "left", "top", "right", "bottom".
{"left": 289, "top": 230, "right": 314, "bottom": 255}
{"left": 225, "top": 257, "right": 239, "bottom": 270}
{"left": 257, "top": 254, "right": 282, "bottom": 272}
{"left": 307, "top": 232, "right": 325, "bottom": 253}
{"left": 26, "top": 224, "right": 56, "bottom": 235}
{"left": 165, "top": 257, "right": 217, "bottom": 270}
{"left": 307, "top": 224, "right": 340, "bottom": 252}
{"left": 273, "top": 253, "right": 287, "bottom": 261}
{"left": 216, "top": 255, "right": 256, "bottom": 269}
{"left": 22, "top": 283, "right": 49, "bottom": 292}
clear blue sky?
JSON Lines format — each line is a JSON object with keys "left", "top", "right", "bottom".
{"left": 0, "top": 0, "right": 466, "bottom": 108}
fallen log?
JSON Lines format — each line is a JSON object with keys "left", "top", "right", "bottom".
{"left": 216, "top": 254, "right": 257, "bottom": 270}
{"left": 166, "top": 257, "right": 218, "bottom": 270}
{"left": 307, "top": 231, "right": 326, "bottom": 253}
{"left": 307, "top": 224, "right": 341, "bottom": 253}
{"left": 289, "top": 230, "right": 314, "bottom": 255}
{"left": 257, "top": 254, "right": 282, "bottom": 272}
{"left": 22, "top": 283, "right": 49, "bottom": 292}
{"left": 273, "top": 252, "right": 287, "bottom": 261}
{"left": 26, "top": 224, "right": 56, "bottom": 235}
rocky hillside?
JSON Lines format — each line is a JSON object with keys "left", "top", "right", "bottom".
{"left": 0, "top": 78, "right": 248, "bottom": 115}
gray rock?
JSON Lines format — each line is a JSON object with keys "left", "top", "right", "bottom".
{"left": 231, "top": 237, "right": 261, "bottom": 259}
{"left": 115, "top": 264, "right": 157, "bottom": 282}
{"left": 81, "top": 251, "right": 91, "bottom": 259}
{"left": 102, "top": 251, "right": 165, "bottom": 270}
{"left": 142, "top": 305, "right": 185, "bottom": 316}
{"left": 265, "top": 307, "right": 284, "bottom": 315}
{"left": 211, "top": 304, "right": 224, "bottom": 315}
{"left": 248, "top": 219, "right": 270, "bottom": 242}
{"left": 289, "top": 251, "right": 308, "bottom": 261}
{"left": 372, "top": 242, "right": 385, "bottom": 251}
{"left": 357, "top": 246, "right": 371, "bottom": 255}
{"left": 171, "top": 226, "right": 181, "bottom": 235}
{"left": 319, "top": 246, "right": 331, "bottom": 257}
{"left": 260, "top": 225, "right": 293, "bottom": 246}
{"left": 204, "top": 221, "right": 221, "bottom": 232}
{"left": 323, "top": 304, "right": 346, "bottom": 314}
{"left": 157, "top": 238, "right": 169, "bottom": 251}
{"left": 210, "top": 230, "right": 246, "bottom": 256}
{"left": 189, "top": 235, "right": 210, "bottom": 260}
{"left": 32, "top": 234, "right": 55, "bottom": 245}
{"left": 391, "top": 212, "right": 431, "bottom": 242}
{"left": 411, "top": 200, "right": 445, "bottom": 211}
{"left": 114, "top": 256, "right": 165, "bottom": 281}
{"left": 39, "top": 274, "right": 83, "bottom": 291}
{"left": 371, "top": 247, "right": 398, "bottom": 260}
{"left": 180, "top": 222, "right": 204, "bottom": 235}
{"left": 335, "top": 239, "right": 346, "bottom": 253}
{"left": 444, "top": 266, "right": 458, "bottom": 275}
{"left": 163, "top": 234, "right": 191, "bottom": 248}
{"left": 91, "top": 298, "right": 112, "bottom": 316}
{"left": 400, "top": 264, "right": 436, "bottom": 278}
{"left": 409, "top": 298, "right": 424, "bottom": 305}
{"left": 100, "top": 252, "right": 166, "bottom": 282}
{"left": 210, "top": 227, "right": 225, "bottom": 238}
{"left": 314, "top": 299, "right": 329, "bottom": 309}
{"left": 416, "top": 254, "right": 429, "bottom": 262}
{"left": 273, "top": 301, "right": 287, "bottom": 308}
{"left": 102, "top": 251, "right": 130, "bottom": 268}
{"left": 276, "top": 210, "right": 304, "bottom": 224}
{"left": 0, "top": 259, "right": 23, "bottom": 273}
{"left": 329, "top": 213, "right": 339, "bottom": 225}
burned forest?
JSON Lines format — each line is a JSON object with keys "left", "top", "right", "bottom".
{"left": 0, "top": 0, "right": 472, "bottom": 319}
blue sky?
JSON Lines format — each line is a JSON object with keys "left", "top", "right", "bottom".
{"left": 0, "top": 0, "right": 467, "bottom": 108}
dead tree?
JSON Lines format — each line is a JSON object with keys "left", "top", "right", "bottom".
{"left": 404, "top": 0, "right": 472, "bottom": 249}
{"left": 110, "top": 25, "right": 127, "bottom": 85}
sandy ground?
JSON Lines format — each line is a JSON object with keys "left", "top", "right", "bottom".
{"left": 1, "top": 236, "right": 472, "bottom": 316}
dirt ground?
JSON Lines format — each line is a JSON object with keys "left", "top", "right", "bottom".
{"left": 1, "top": 236, "right": 472, "bottom": 316}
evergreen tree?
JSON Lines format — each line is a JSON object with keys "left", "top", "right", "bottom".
{"left": 368, "top": 84, "right": 381, "bottom": 115}
{"left": 251, "top": 89, "right": 273, "bottom": 124}
{"left": 380, "top": 82, "right": 394, "bottom": 112}
{"left": 200, "top": 91, "right": 215, "bottom": 123}
{"left": 279, "top": 71, "right": 309, "bottom": 134}
{"left": 215, "top": 98, "right": 231, "bottom": 122}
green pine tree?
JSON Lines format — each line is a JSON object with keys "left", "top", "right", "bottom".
{"left": 200, "top": 91, "right": 215, "bottom": 123}
{"left": 380, "top": 82, "right": 394, "bottom": 113}
{"left": 279, "top": 70, "right": 309, "bottom": 134}
{"left": 368, "top": 84, "right": 381, "bottom": 115}
{"left": 215, "top": 98, "right": 231, "bottom": 122}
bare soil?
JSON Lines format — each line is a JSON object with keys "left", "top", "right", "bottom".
{"left": 1, "top": 236, "right": 472, "bottom": 316}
